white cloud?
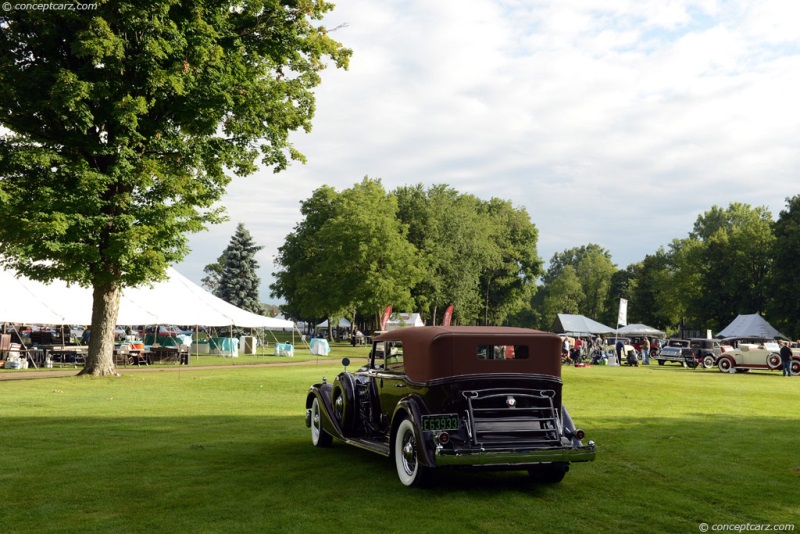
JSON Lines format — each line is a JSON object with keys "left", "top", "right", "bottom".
{"left": 179, "top": 0, "right": 800, "bottom": 302}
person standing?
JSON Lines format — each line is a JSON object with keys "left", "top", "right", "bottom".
{"left": 642, "top": 337, "right": 651, "bottom": 365}
{"left": 780, "top": 341, "right": 793, "bottom": 377}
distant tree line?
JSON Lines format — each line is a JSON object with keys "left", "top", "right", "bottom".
{"left": 515, "top": 198, "right": 800, "bottom": 339}
{"left": 270, "top": 180, "right": 800, "bottom": 340}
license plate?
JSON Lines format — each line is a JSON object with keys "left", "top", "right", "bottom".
{"left": 421, "top": 414, "right": 459, "bottom": 432}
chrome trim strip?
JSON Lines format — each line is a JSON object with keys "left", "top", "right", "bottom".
{"left": 434, "top": 444, "right": 596, "bottom": 467}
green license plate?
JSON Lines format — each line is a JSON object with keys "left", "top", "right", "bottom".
{"left": 421, "top": 414, "right": 459, "bottom": 432}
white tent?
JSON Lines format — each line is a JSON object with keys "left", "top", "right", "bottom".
{"left": 315, "top": 318, "right": 351, "bottom": 329}
{"left": 0, "top": 267, "right": 294, "bottom": 329}
{"left": 385, "top": 312, "right": 424, "bottom": 331}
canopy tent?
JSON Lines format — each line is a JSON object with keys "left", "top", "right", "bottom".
{"left": 385, "top": 312, "right": 424, "bottom": 331}
{"left": 315, "top": 318, "right": 351, "bottom": 329}
{"left": 615, "top": 323, "right": 666, "bottom": 337}
{"left": 0, "top": 267, "right": 294, "bottom": 329}
{"left": 551, "top": 314, "right": 615, "bottom": 336}
{"left": 715, "top": 313, "right": 787, "bottom": 340}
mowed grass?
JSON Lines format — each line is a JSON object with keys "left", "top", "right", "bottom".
{"left": 1, "top": 362, "right": 798, "bottom": 533}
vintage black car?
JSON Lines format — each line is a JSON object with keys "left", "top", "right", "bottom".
{"left": 689, "top": 338, "right": 722, "bottom": 368}
{"left": 305, "top": 326, "right": 596, "bottom": 487}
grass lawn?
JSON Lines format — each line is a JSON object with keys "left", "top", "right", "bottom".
{"left": 1, "top": 362, "right": 798, "bottom": 533}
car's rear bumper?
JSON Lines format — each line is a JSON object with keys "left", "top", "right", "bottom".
{"left": 434, "top": 442, "right": 596, "bottom": 467}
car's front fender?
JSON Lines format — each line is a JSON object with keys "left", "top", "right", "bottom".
{"left": 305, "top": 383, "right": 343, "bottom": 440}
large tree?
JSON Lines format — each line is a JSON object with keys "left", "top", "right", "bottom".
{"left": 272, "top": 178, "right": 423, "bottom": 328}
{"left": 685, "top": 203, "right": 775, "bottom": 331}
{"left": 767, "top": 195, "right": 800, "bottom": 339}
{"left": 0, "top": 1, "right": 350, "bottom": 375}
{"left": 395, "top": 184, "right": 492, "bottom": 325}
{"left": 543, "top": 244, "right": 615, "bottom": 321}
{"left": 216, "top": 223, "right": 264, "bottom": 314}
{"left": 477, "top": 198, "right": 541, "bottom": 325}
{"left": 270, "top": 185, "right": 339, "bottom": 324}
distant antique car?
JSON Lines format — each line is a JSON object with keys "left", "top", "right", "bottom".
{"left": 603, "top": 337, "right": 638, "bottom": 362}
{"left": 688, "top": 338, "right": 722, "bottom": 369}
{"left": 305, "top": 326, "right": 596, "bottom": 487}
{"left": 719, "top": 337, "right": 781, "bottom": 353}
{"left": 716, "top": 344, "right": 799, "bottom": 374}
{"left": 654, "top": 339, "right": 695, "bottom": 366}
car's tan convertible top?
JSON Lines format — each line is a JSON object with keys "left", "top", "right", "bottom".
{"left": 374, "top": 326, "right": 562, "bottom": 382}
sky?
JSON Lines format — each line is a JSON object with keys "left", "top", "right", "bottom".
{"left": 176, "top": 0, "right": 800, "bottom": 304}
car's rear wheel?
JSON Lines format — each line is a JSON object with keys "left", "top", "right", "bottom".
{"left": 791, "top": 360, "right": 800, "bottom": 375}
{"left": 767, "top": 353, "right": 782, "bottom": 370}
{"left": 702, "top": 355, "right": 715, "bottom": 369}
{"left": 394, "top": 418, "right": 430, "bottom": 487}
{"left": 310, "top": 397, "right": 332, "bottom": 447}
{"left": 657, "top": 360, "right": 665, "bottom": 366}
{"left": 718, "top": 357, "right": 733, "bottom": 373}
{"left": 528, "top": 462, "right": 569, "bottom": 484}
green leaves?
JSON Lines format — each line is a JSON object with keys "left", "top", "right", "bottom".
{"left": 0, "top": 0, "right": 349, "bottom": 289}
{"left": 0, "top": 1, "right": 349, "bottom": 372}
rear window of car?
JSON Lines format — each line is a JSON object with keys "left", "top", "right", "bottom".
{"left": 476, "top": 345, "right": 530, "bottom": 360}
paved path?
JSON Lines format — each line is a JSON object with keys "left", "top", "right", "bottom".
{"left": 0, "top": 358, "right": 366, "bottom": 381}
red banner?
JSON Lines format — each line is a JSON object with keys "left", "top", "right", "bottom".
{"left": 441, "top": 305, "right": 454, "bottom": 327}
{"left": 380, "top": 305, "right": 392, "bottom": 330}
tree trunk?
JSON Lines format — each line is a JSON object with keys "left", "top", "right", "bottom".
{"left": 79, "top": 281, "right": 120, "bottom": 376}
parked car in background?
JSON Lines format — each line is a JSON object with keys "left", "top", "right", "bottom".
{"left": 719, "top": 337, "right": 780, "bottom": 353}
{"left": 688, "top": 338, "right": 722, "bottom": 369}
{"left": 716, "top": 344, "right": 799, "bottom": 374}
{"left": 654, "top": 339, "right": 695, "bottom": 366}
{"left": 603, "top": 337, "right": 637, "bottom": 362}
{"left": 114, "top": 326, "right": 128, "bottom": 340}
{"left": 305, "top": 326, "right": 596, "bottom": 487}
{"left": 70, "top": 325, "right": 86, "bottom": 339}
{"left": 138, "top": 325, "right": 182, "bottom": 337}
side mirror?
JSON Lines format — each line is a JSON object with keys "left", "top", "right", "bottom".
{"left": 342, "top": 357, "right": 350, "bottom": 371}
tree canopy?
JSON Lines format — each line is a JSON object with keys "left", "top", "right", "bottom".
{"left": 274, "top": 181, "right": 541, "bottom": 328}
{"left": 0, "top": 1, "right": 350, "bottom": 374}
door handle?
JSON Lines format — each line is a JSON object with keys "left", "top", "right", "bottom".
{"left": 395, "top": 383, "right": 406, "bottom": 388}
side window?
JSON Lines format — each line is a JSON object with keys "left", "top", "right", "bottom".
{"left": 476, "top": 345, "right": 530, "bottom": 360}
{"left": 385, "top": 341, "right": 404, "bottom": 372}
{"left": 371, "top": 342, "right": 385, "bottom": 369}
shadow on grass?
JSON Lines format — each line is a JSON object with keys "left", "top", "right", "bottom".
{"left": 2, "top": 412, "right": 799, "bottom": 532}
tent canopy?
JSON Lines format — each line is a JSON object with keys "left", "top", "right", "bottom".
{"left": 551, "top": 314, "right": 615, "bottom": 335}
{"left": 0, "top": 267, "right": 294, "bottom": 329}
{"left": 715, "top": 313, "right": 787, "bottom": 340}
{"left": 385, "top": 312, "right": 424, "bottom": 331}
{"left": 315, "top": 318, "right": 351, "bottom": 329}
{"left": 615, "top": 323, "right": 666, "bottom": 336}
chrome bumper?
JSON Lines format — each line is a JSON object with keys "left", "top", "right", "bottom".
{"left": 434, "top": 441, "right": 596, "bottom": 467}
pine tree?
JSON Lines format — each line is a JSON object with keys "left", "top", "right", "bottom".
{"left": 217, "top": 224, "right": 264, "bottom": 314}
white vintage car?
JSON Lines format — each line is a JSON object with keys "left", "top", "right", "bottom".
{"left": 603, "top": 337, "right": 638, "bottom": 363}
{"left": 716, "top": 344, "right": 800, "bottom": 374}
